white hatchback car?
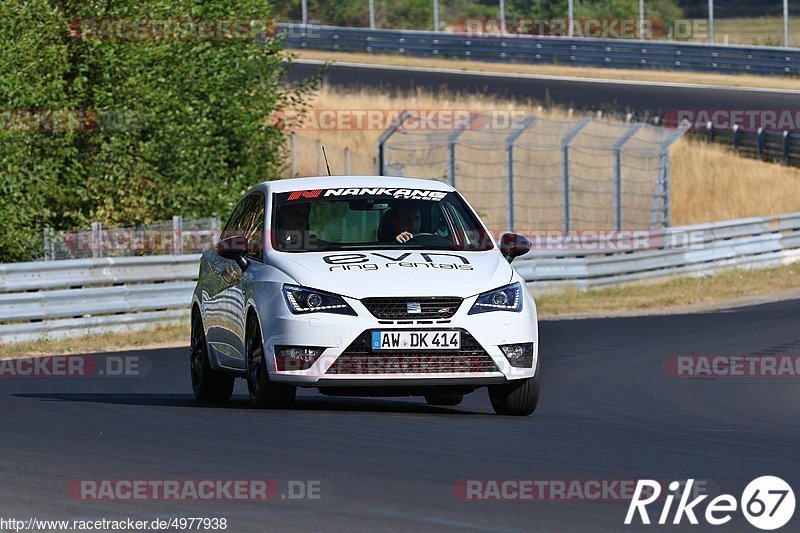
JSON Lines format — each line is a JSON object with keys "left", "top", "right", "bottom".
{"left": 191, "top": 176, "right": 540, "bottom": 415}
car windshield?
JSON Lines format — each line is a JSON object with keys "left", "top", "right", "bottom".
{"left": 271, "top": 187, "right": 494, "bottom": 252}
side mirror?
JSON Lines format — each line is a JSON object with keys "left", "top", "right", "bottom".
{"left": 499, "top": 233, "right": 531, "bottom": 263}
{"left": 217, "top": 235, "right": 250, "bottom": 271}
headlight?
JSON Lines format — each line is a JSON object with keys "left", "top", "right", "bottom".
{"left": 282, "top": 284, "right": 357, "bottom": 316}
{"left": 468, "top": 282, "right": 523, "bottom": 314}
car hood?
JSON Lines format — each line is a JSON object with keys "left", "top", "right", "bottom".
{"left": 266, "top": 249, "right": 513, "bottom": 299}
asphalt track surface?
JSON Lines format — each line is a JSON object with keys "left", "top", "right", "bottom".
{"left": 286, "top": 60, "right": 800, "bottom": 115}
{"left": 2, "top": 299, "right": 800, "bottom": 531}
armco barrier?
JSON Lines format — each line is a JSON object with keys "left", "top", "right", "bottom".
{"left": 280, "top": 24, "right": 800, "bottom": 76}
{"left": 514, "top": 212, "right": 800, "bottom": 290}
{"left": 1, "top": 213, "right": 799, "bottom": 343}
{"left": 0, "top": 255, "right": 199, "bottom": 343}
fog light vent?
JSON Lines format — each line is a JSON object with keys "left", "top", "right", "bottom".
{"left": 499, "top": 343, "right": 534, "bottom": 368}
{"left": 275, "top": 346, "right": 325, "bottom": 371}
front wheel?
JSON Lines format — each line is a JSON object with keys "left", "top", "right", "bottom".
{"left": 190, "top": 312, "right": 235, "bottom": 402}
{"left": 488, "top": 358, "right": 540, "bottom": 416}
{"left": 246, "top": 315, "right": 296, "bottom": 409}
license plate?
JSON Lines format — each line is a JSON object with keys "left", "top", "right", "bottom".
{"left": 372, "top": 330, "right": 460, "bottom": 351}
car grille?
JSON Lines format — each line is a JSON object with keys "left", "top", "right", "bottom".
{"left": 361, "top": 297, "right": 463, "bottom": 320}
{"left": 325, "top": 330, "right": 498, "bottom": 374}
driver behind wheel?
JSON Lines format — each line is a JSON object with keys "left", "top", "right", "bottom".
{"left": 390, "top": 203, "right": 422, "bottom": 243}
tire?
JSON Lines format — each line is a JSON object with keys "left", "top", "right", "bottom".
{"left": 488, "top": 357, "right": 540, "bottom": 416}
{"left": 245, "top": 314, "right": 296, "bottom": 409}
{"left": 424, "top": 393, "right": 464, "bottom": 406}
{"left": 190, "top": 311, "right": 235, "bottom": 401}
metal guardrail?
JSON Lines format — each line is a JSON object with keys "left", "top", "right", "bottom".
{"left": 280, "top": 24, "right": 800, "bottom": 76}
{"left": 516, "top": 212, "right": 800, "bottom": 290}
{"left": 1, "top": 212, "right": 799, "bottom": 343}
{"left": 691, "top": 125, "right": 800, "bottom": 166}
{"left": 0, "top": 256, "right": 199, "bottom": 343}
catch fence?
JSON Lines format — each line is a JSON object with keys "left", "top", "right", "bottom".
{"left": 377, "top": 112, "right": 686, "bottom": 232}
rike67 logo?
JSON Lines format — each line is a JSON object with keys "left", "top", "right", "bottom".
{"left": 626, "top": 477, "right": 795, "bottom": 530}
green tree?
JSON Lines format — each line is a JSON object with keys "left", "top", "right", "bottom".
{"left": 0, "top": 0, "right": 313, "bottom": 262}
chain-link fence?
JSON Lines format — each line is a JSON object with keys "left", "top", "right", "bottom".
{"left": 377, "top": 113, "right": 686, "bottom": 233}
{"left": 282, "top": 134, "right": 375, "bottom": 178}
{"left": 42, "top": 216, "right": 221, "bottom": 261}
{"left": 283, "top": 0, "right": 800, "bottom": 48}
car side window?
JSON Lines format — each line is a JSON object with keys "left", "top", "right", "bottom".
{"left": 221, "top": 199, "right": 248, "bottom": 240}
{"left": 240, "top": 194, "right": 265, "bottom": 262}
{"left": 220, "top": 193, "right": 265, "bottom": 262}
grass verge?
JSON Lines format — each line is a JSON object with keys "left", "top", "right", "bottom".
{"left": 0, "top": 323, "right": 189, "bottom": 359}
{"left": 3, "top": 263, "right": 800, "bottom": 357}
{"left": 535, "top": 261, "right": 800, "bottom": 317}
{"left": 293, "top": 50, "right": 800, "bottom": 91}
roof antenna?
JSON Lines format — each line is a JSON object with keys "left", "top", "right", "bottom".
{"left": 321, "top": 145, "right": 332, "bottom": 176}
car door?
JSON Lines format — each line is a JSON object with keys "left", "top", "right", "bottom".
{"left": 205, "top": 193, "right": 265, "bottom": 370}
{"left": 223, "top": 192, "right": 266, "bottom": 368}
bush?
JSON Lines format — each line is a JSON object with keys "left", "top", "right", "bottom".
{"left": 0, "top": 0, "right": 313, "bottom": 263}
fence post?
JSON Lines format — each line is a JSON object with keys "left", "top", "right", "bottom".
{"left": 708, "top": 0, "right": 715, "bottom": 44}
{"left": 784, "top": 0, "right": 789, "bottom": 48}
{"left": 504, "top": 116, "right": 535, "bottom": 233}
{"left": 654, "top": 126, "right": 688, "bottom": 228}
{"left": 783, "top": 130, "right": 790, "bottom": 165}
{"left": 613, "top": 123, "right": 643, "bottom": 231}
{"left": 211, "top": 214, "right": 221, "bottom": 243}
{"left": 345, "top": 147, "right": 351, "bottom": 175}
{"left": 663, "top": 153, "right": 671, "bottom": 227}
{"left": 172, "top": 215, "right": 183, "bottom": 255}
{"left": 732, "top": 124, "right": 740, "bottom": 153}
{"left": 42, "top": 227, "right": 55, "bottom": 261}
{"left": 756, "top": 127, "right": 765, "bottom": 160}
{"left": 316, "top": 140, "right": 323, "bottom": 175}
{"left": 91, "top": 222, "right": 102, "bottom": 258}
{"left": 290, "top": 133, "right": 297, "bottom": 176}
{"left": 447, "top": 141, "right": 456, "bottom": 187}
{"left": 446, "top": 112, "right": 480, "bottom": 187}
{"left": 375, "top": 110, "right": 410, "bottom": 175}
{"left": 560, "top": 118, "right": 590, "bottom": 233}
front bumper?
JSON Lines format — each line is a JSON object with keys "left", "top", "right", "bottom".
{"left": 258, "top": 291, "right": 539, "bottom": 386}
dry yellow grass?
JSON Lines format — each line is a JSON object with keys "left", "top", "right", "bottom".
{"left": 536, "top": 262, "right": 800, "bottom": 317}
{"left": 697, "top": 17, "right": 800, "bottom": 48}
{"left": 0, "top": 323, "right": 188, "bottom": 359}
{"left": 671, "top": 139, "right": 800, "bottom": 224}
{"left": 285, "top": 85, "right": 800, "bottom": 225}
{"left": 293, "top": 50, "right": 800, "bottom": 91}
